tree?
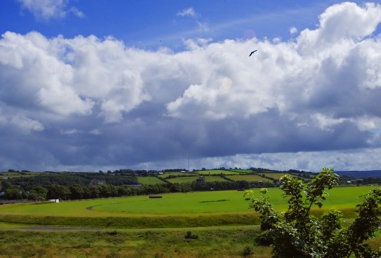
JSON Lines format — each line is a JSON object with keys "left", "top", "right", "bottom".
{"left": 70, "top": 184, "right": 85, "bottom": 200}
{"left": 4, "top": 187, "right": 24, "bottom": 200}
{"left": 47, "top": 184, "right": 70, "bottom": 200}
{"left": 245, "top": 168, "right": 381, "bottom": 258}
{"left": 28, "top": 185, "right": 48, "bottom": 201}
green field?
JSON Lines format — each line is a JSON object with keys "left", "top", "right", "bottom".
{"left": 158, "top": 172, "right": 195, "bottom": 178}
{"left": 0, "top": 185, "right": 378, "bottom": 231}
{"left": 165, "top": 176, "right": 228, "bottom": 184}
{"left": 0, "top": 185, "right": 380, "bottom": 257}
{"left": 0, "top": 186, "right": 376, "bottom": 217}
{"left": 196, "top": 170, "right": 239, "bottom": 175}
{"left": 258, "top": 172, "right": 292, "bottom": 180}
{"left": 225, "top": 175, "right": 273, "bottom": 182}
{"left": 137, "top": 176, "right": 166, "bottom": 185}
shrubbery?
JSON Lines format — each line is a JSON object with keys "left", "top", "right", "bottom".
{"left": 245, "top": 168, "right": 381, "bottom": 258}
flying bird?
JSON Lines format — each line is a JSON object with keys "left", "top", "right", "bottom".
{"left": 249, "top": 50, "right": 257, "bottom": 56}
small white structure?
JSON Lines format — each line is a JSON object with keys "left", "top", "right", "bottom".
{"left": 49, "top": 199, "right": 60, "bottom": 203}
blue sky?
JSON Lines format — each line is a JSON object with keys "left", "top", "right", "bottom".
{"left": 1, "top": 0, "right": 381, "bottom": 172}
{"left": 2, "top": 0, "right": 363, "bottom": 49}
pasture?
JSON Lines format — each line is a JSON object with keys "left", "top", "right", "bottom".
{"left": 0, "top": 186, "right": 375, "bottom": 217}
{"left": 0, "top": 185, "right": 380, "bottom": 258}
{"left": 196, "top": 169, "right": 240, "bottom": 175}
{"left": 225, "top": 174, "right": 273, "bottom": 182}
{"left": 258, "top": 172, "right": 292, "bottom": 179}
{"left": 164, "top": 175, "right": 228, "bottom": 183}
{"left": 137, "top": 176, "right": 166, "bottom": 185}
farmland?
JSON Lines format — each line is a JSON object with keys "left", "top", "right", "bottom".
{"left": 136, "top": 176, "right": 165, "bottom": 185}
{"left": 0, "top": 169, "right": 380, "bottom": 258}
{"left": 226, "top": 174, "right": 273, "bottom": 182}
{"left": 0, "top": 186, "right": 376, "bottom": 221}
{"left": 0, "top": 171, "right": 380, "bottom": 257}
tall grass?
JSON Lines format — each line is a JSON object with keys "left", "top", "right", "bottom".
{"left": 0, "top": 228, "right": 271, "bottom": 258}
{"left": 0, "top": 213, "right": 261, "bottom": 228}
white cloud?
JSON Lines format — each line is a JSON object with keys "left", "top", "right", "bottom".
{"left": 0, "top": 32, "right": 150, "bottom": 123}
{"left": 177, "top": 7, "right": 197, "bottom": 18}
{"left": 60, "top": 129, "right": 81, "bottom": 135}
{"left": 297, "top": 2, "right": 381, "bottom": 53}
{"left": 290, "top": 27, "right": 298, "bottom": 34}
{"left": 1, "top": 2, "right": 381, "bottom": 171}
{"left": 17, "top": 0, "right": 83, "bottom": 20}
{"left": 165, "top": 2, "right": 381, "bottom": 132}
{"left": 9, "top": 115, "right": 44, "bottom": 133}
{"left": 177, "top": 7, "right": 208, "bottom": 32}
{"left": 134, "top": 148, "right": 381, "bottom": 172}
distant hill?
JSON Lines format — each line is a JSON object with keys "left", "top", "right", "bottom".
{"left": 335, "top": 170, "right": 381, "bottom": 178}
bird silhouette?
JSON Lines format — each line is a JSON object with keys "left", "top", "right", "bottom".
{"left": 249, "top": 50, "right": 257, "bottom": 56}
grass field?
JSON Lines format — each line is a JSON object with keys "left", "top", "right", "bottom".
{"left": 225, "top": 175, "right": 273, "bottom": 182}
{"left": 0, "top": 185, "right": 378, "bottom": 230}
{"left": 0, "top": 185, "right": 380, "bottom": 257}
{"left": 196, "top": 170, "right": 239, "bottom": 175}
{"left": 165, "top": 176, "right": 228, "bottom": 184}
{"left": 137, "top": 176, "right": 166, "bottom": 185}
{"left": 229, "top": 169, "right": 252, "bottom": 173}
{"left": 158, "top": 172, "right": 195, "bottom": 178}
{"left": 0, "top": 186, "right": 376, "bottom": 216}
{"left": 258, "top": 172, "right": 292, "bottom": 179}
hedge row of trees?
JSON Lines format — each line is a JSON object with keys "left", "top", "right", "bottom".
{"left": 1, "top": 179, "right": 277, "bottom": 201}
{"left": 1, "top": 173, "right": 137, "bottom": 191}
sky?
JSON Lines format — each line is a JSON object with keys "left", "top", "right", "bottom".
{"left": 1, "top": 0, "right": 381, "bottom": 172}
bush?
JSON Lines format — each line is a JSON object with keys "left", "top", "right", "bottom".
{"left": 245, "top": 168, "right": 381, "bottom": 258}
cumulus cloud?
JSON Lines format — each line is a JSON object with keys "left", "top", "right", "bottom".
{"left": 1, "top": 2, "right": 381, "bottom": 171}
{"left": 17, "top": 0, "right": 83, "bottom": 20}
{"left": 0, "top": 32, "right": 150, "bottom": 123}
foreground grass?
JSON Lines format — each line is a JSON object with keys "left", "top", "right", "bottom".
{"left": 0, "top": 228, "right": 271, "bottom": 258}
{"left": 0, "top": 226, "right": 380, "bottom": 258}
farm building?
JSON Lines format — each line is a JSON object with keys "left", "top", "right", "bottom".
{"left": 195, "top": 176, "right": 205, "bottom": 183}
{"left": 89, "top": 179, "right": 106, "bottom": 186}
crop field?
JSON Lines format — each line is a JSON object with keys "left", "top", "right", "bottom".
{"left": 225, "top": 174, "right": 273, "bottom": 182}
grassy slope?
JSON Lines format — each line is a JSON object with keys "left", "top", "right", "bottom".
{"left": 0, "top": 186, "right": 375, "bottom": 216}
{"left": 0, "top": 186, "right": 377, "bottom": 229}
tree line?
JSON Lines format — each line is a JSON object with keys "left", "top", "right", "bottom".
{"left": 1, "top": 178, "right": 276, "bottom": 201}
